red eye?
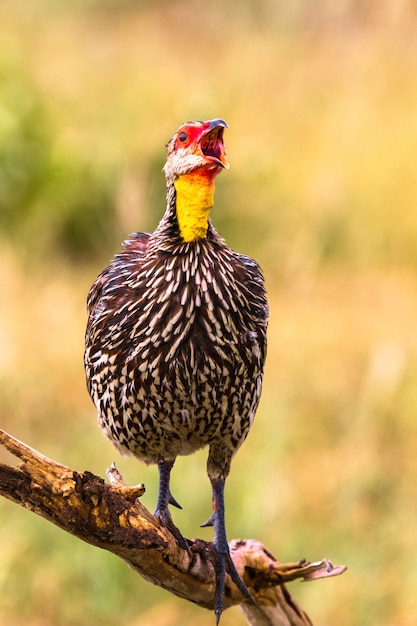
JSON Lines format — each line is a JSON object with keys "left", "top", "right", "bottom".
{"left": 178, "top": 132, "right": 187, "bottom": 142}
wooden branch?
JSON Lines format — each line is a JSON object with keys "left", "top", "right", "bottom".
{"left": 0, "top": 429, "right": 346, "bottom": 625}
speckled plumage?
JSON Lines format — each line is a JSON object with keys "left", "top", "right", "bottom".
{"left": 84, "top": 119, "right": 268, "bottom": 622}
{"left": 85, "top": 222, "right": 267, "bottom": 479}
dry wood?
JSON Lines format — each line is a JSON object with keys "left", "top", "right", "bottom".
{"left": 0, "top": 429, "right": 346, "bottom": 625}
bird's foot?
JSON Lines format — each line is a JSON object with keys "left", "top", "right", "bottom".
{"left": 210, "top": 542, "right": 254, "bottom": 625}
{"left": 154, "top": 506, "right": 192, "bottom": 556}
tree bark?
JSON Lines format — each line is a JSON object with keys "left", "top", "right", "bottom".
{"left": 0, "top": 429, "right": 346, "bottom": 625}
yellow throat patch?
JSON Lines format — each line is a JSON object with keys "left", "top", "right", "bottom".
{"left": 174, "top": 172, "right": 215, "bottom": 242}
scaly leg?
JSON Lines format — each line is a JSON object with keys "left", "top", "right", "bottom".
{"left": 202, "top": 477, "right": 254, "bottom": 624}
{"left": 154, "top": 460, "right": 190, "bottom": 553}
{"left": 154, "top": 460, "right": 182, "bottom": 518}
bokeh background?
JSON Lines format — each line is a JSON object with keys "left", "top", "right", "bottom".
{"left": 1, "top": 1, "right": 417, "bottom": 624}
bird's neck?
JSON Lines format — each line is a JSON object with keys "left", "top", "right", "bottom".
{"left": 174, "top": 170, "right": 216, "bottom": 242}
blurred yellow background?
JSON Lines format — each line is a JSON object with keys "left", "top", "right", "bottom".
{"left": 1, "top": 1, "right": 417, "bottom": 625}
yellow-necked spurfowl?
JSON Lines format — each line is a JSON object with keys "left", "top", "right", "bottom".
{"left": 85, "top": 119, "right": 269, "bottom": 623}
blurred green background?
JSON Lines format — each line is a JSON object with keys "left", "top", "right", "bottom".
{"left": 1, "top": 1, "right": 417, "bottom": 624}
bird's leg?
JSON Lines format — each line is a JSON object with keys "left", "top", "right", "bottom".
{"left": 203, "top": 477, "right": 254, "bottom": 624}
{"left": 154, "top": 460, "right": 182, "bottom": 520}
{"left": 154, "top": 460, "right": 190, "bottom": 553}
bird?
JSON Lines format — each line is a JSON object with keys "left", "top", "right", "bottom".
{"left": 84, "top": 118, "right": 268, "bottom": 623}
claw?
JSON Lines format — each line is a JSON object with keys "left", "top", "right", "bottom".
{"left": 168, "top": 492, "right": 183, "bottom": 510}
{"left": 200, "top": 514, "right": 215, "bottom": 528}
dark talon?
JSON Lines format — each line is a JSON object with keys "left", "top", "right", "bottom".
{"left": 168, "top": 492, "right": 183, "bottom": 510}
{"left": 225, "top": 552, "right": 254, "bottom": 603}
{"left": 200, "top": 514, "right": 215, "bottom": 528}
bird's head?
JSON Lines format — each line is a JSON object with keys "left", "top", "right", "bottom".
{"left": 164, "top": 118, "right": 229, "bottom": 181}
{"left": 162, "top": 118, "right": 229, "bottom": 242}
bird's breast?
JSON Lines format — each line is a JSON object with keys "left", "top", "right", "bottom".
{"left": 85, "top": 242, "right": 267, "bottom": 461}
{"left": 121, "top": 250, "right": 258, "bottom": 373}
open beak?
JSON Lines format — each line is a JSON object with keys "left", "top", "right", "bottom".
{"left": 199, "top": 119, "right": 230, "bottom": 169}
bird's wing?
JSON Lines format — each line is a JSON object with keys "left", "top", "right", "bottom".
{"left": 86, "top": 232, "right": 151, "bottom": 329}
{"left": 235, "top": 252, "right": 269, "bottom": 324}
